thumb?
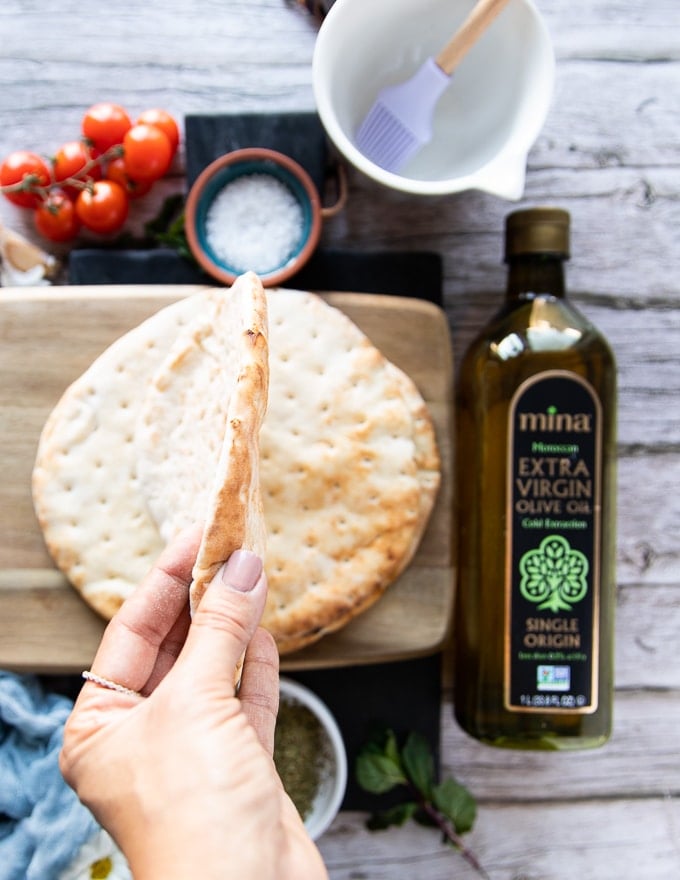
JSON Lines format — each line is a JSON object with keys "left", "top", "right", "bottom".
{"left": 177, "top": 550, "right": 268, "bottom": 690}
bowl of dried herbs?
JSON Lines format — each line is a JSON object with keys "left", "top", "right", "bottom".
{"left": 275, "top": 678, "right": 347, "bottom": 840}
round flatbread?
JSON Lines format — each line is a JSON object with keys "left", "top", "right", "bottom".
{"left": 32, "top": 282, "right": 440, "bottom": 654}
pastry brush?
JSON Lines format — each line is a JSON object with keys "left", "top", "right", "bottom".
{"left": 355, "top": 0, "right": 512, "bottom": 173}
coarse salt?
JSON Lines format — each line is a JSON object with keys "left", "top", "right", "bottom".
{"left": 205, "top": 173, "right": 305, "bottom": 274}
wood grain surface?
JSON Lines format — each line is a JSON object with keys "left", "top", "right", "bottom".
{"left": 0, "top": 286, "right": 454, "bottom": 672}
{"left": 0, "top": 0, "right": 678, "bottom": 877}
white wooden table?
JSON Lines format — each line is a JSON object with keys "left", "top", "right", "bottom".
{"left": 1, "top": 1, "right": 679, "bottom": 877}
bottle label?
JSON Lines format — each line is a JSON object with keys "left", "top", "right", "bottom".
{"left": 504, "top": 371, "right": 602, "bottom": 714}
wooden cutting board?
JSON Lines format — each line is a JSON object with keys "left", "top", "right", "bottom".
{"left": 0, "top": 284, "right": 454, "bottom": 673}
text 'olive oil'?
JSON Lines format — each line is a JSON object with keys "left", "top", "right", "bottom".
{"left": 453, "top": 208, "right": 617, "bottom": 749}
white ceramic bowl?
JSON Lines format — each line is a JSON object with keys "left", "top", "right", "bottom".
{"left": 312, "top": 0, "right": 554, "bottom": 199}
{"left": 277, "top": 678, "right": 347, "bottom": 840}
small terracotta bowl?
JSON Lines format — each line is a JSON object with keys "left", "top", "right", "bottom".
{"left": 184, "top": 148, "right": 323, "bottom": 287}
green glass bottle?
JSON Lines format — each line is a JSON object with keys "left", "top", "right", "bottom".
{"left": 452, "top": 207, "right": 617, "bottom": 749}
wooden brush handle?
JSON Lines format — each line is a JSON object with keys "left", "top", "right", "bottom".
{"left": 435, "top": 0, "right": 512, "bottom": 75}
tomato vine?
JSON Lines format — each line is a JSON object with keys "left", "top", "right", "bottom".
{"left": 0, "top": 102, "right": 180, "bottom": 242}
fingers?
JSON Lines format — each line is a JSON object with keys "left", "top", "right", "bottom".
{"left": 87, "top": 525, "right": 202, "bottom": 695}
{"left": 175, "top": 550, "right": 268, "bottom": 693}
{"left": 239, "top": 627, "right": 280, "bottom": 755}
{"left": 142, "top": 602, "right": 192, "bottom": 692}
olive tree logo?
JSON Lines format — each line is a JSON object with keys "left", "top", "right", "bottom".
{"left": 519, "top": 534, "right": 589, "bottom": 612}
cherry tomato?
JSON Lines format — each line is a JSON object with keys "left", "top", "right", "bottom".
{"left": 136, "top": 109, "right": 180, "bottom": 155}
{"left": 53, "top": 140, "right": 102, "bottom": 195}
{"left": 75, "top": 179, "right": 128, "bottom": 234}
{"left": 0, "top": 150, "right": 51, "bottom": 208}
{"left": 122, "top": 123, "right": 173, "bottom": 181}
{"left": 34, "top": 189, "right": 80, "bottom": 242}
{"left": 82, "top": 102, "right": 132, "bottom": 153}
{"left": 105, "top": 156, "right": 153, "bottom": 199}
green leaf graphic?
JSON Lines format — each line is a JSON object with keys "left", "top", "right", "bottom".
{"left": 519, "top": 534, "right": 589, "bottom": 612}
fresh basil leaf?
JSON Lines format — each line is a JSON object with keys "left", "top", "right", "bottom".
{"left": 355, "top": 728, "right": 485, "bottom": 878}
{"left": 383, "top": 729, "right": 402, "bottom": 766}
{"left": 144, "top": 194, "right": 185, "bottom": 236}
{"left": 153, "top": 217, "right": 192, "bottom": 259}
{"left": 356, "top": 750, "right": 407, "bottom": 794}
{"left": 432, "top": 777, "right": 477, "bottom": 834}
{"left": 401, "top": 731, "right": 435, "bottom": 798}
{"left": 143, "top": 195, "right": 193, "bottom": 260}
{"left": 366, "top": 802, "right": 418, "bottom": 831}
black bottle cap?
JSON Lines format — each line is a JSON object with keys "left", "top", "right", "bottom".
{"left": 504, "top": 207, "right": 570, "bottom": 261}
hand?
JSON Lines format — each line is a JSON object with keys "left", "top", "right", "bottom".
{"left": 60, "top": 527, "right": 328, "bottom": 880}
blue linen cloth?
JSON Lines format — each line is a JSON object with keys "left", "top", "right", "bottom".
{"left": 0, "top": 672, "right": 97, "bottom": 880}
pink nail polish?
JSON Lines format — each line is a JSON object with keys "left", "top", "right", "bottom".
{"left": 220, "top": 550, "right": 263, "bottom": 592}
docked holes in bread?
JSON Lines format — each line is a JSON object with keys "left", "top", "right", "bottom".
{"left": 32, "top": 282, "right": 440, "bottom": 653}
{"left": 31, "top": 295, "right": 196, "bottom": 617}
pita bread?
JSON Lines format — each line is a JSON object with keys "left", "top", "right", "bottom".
{"left": 31, "top": 297, "right": 192, "bottom": 618}
{"left": 136, "top": 272, "right": 269, "bottom": 613}
{"left": 32, "top": 283, "right": 440, "bottom": 654}
{"left": 260, "top": 295, "right": 439, "bottom": 653}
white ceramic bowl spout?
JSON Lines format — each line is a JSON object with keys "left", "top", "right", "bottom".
{"left": 312, "top": 0, "right": 554, "bottom": 199}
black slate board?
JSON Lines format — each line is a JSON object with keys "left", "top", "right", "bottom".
{"left": 184, "top": 112, "right": 328, "bottom": 193}
{"left": 288, "top": 655, "right": 442, "bottom": 810}
{"left": 70, "top": 109, "right": 443, "bottom": 305}
{"left": 68, "top": 245, "right": 443, "bottom": 306}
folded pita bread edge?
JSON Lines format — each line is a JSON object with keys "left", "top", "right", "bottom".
{"left": 188, "top": 271, "right": 270, "bottom": 615}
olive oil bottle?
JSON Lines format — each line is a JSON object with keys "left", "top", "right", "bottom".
{"left": 453, "top": 207, "right": 617, "bottom": 749}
